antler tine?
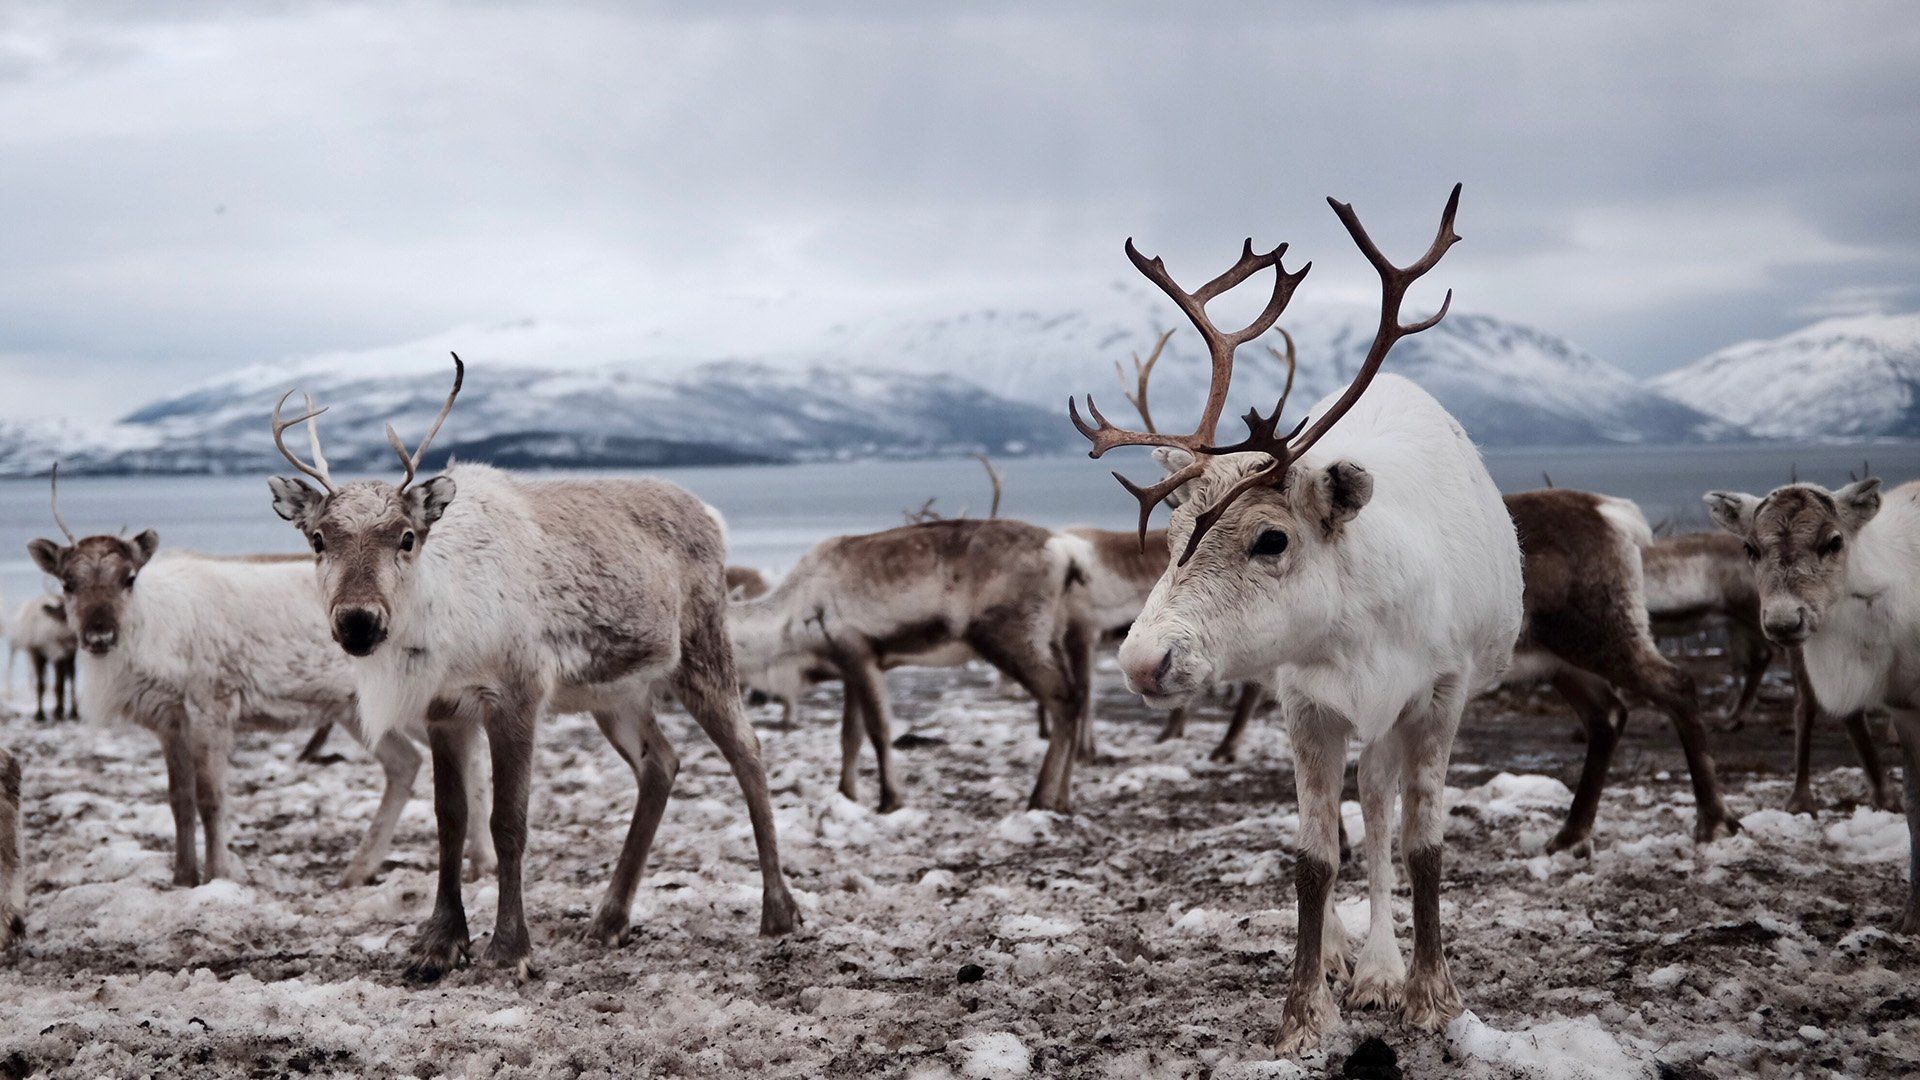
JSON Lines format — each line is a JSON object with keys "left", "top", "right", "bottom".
{"left": 1113, "top": 458, "right": 1208, "bottom": 552}
{"left": 300, "top": 392, "right": 332, "bottom": 483}
{"left": 1287, "top": 183, "right": 1463, "bottom": 462}
{"left": 1115, "top": 327, "right": 1176, "bottom": 433}
{"left": 271, "top": 389, "right": 338, "bottom": 493}
{"left": 392, "top": 352, "right": 466, "bottom": 493}
{"left": 49, "top": 462, "right": 77, "bottom": 544}
{"left": 1267, "top": 328, "right": 1297, "bottom": 419}
{"left": 973, "top": 453, "right": 1004, "bottom": 519}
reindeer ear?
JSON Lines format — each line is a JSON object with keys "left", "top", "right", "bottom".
{"left": 1836, "top": 478, "right": 1882, "bottom": 532}
{"left": 26, "top": 539, "right": 66, "bottom": 577}
{"left": 269, "top": 476, "right": 323, "bottom": 524}
{"left": 1703, "top": 491, "right": 1760, "bottom": 536}
{"left": 1303, "top": 461, "right": 1373, "bottom": 534}
{"left": 407, "top": 475, "right": 457, "bottom": 528}
{"left": 1150, "top": 447, "right": 1199, "bottom": 508}
{"left": 129, "top": 529, "right": 160, "bottom": 568}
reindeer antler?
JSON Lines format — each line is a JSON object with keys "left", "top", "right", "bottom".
{"left": 1076, "top": 186, "right": 1462, "bottom": 566}
{"left": 48, "top": 462, "right": 76, "bottom": 544}
{"left": 1113, "top": 328, "right": 1176, "bottom": 434}
{"left": 385, "top": 353, "right": 465, "bottom": 493}
{"left": 973, "top": 453, "right": 1004, "bottom": 519}
{"left": 1070, "top": 239, "right": 1311, "bottom": 549}
{"left": 271, "top": 389, "right": 338, "bottom": 494}
{"left": 1173, "top": 184, "right": 1463, "bottom": 564}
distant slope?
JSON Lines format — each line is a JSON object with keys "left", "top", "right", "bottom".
{"left": 1651, "top": 312, "right": 1920, "bottom": 439}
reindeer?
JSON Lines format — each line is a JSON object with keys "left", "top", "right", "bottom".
{"left": 9, "top": 595, "right": 77, "bottom": 721}
{"left": 902, "top": 453, "right": 1005, "bottom": 524}
{"left": 1498, "top": 489, "right": 1738, "bottom": 854}
{"left": 1073, "top": 185, "right": 1523, "bottom": 1051}
{"left": 730, "top": 519, "right": 1094, "bottom": 812}
{"left": 27, "top": 470, "right": 495, "bottom": 889}
{"left": 1645, "top": 529, "right": 1895, "bottom": 814}
{"left": 0, "top": 745, "right": 21, "bottom": 953}
{"left": 267, "top": 356, "right": 799, "bottom": 981}
{"left": 1706, "top": 477, "right": 1920, "bottom": 932}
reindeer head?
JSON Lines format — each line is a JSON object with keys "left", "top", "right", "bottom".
{"left": 25, "top": 465, "right": 159, "bottom": 654}
{"left": 1705, "top": 478, "right": 1881, "bottom": 646}
{"left": 1069, "top": 186, "right": 1462, "bottom": 705}
{"left": 267, "top": 355, "right": 463, "bottom": 658}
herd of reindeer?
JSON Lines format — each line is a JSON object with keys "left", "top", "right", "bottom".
{"left": 0, "top": 184, "right": 1915, "bottom": 1054}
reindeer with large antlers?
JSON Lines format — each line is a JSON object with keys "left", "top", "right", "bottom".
{"left": 1077, "top": 186, "right": 1525, "bottom": 1051}
{"left": 267, "top": 355, "right": 799, "bottom": 981}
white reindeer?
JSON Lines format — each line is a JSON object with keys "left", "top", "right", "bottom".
{"left": 266, "top": 355, "right": 799, "bottom": 982}
{"left": 9, "top": 594, "right": 78, "bottom": 721}
{"left": 1074, "top": 185, "right": 1523, "bottom": 1050}
{"left": 0, "top": 744, "right": 21, "bottom": 953}
{"left": 26, "top": 470, "right": 494, "bottom": 888}
{"left": 1707, "top": 477, "right": 1920, "bottom": 932}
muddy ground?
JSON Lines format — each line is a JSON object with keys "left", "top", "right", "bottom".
{"left": 0, "top": 655, "right": 1913, "bottom": 1078}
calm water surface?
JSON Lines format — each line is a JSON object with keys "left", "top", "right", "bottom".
{"left": 1, "top": 444, "right": 1914, "bottom": 607}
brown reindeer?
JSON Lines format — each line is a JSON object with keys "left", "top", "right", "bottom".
{"left": 1505, "top": 489, "right": 1737, "bottom": 853}
{"left": 730, "top": 519, "right": 1095, "bottom": 812}
{"left": 1645, "top": 530, "right": 1894, "bottom": 813}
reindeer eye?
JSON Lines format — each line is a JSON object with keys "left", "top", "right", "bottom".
{"left": 310, "top": 532, "right": 326, "bottom": 554}
{"left": 1250, "top": 529, "right": 1290, "bottom": 558}
{"left": 126, "top": 571, "right": 137, "bottom": 588}
{"left": 1820, "top": 535, "right": 1844, "bottom": 557}
{"left": 399, "top": 530, "right": 416, "bottom": 553}
{"left": 1743, "top": 542, "right": 1759, "bottom": 562}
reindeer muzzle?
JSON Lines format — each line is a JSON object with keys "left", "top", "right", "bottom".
{"left": 333, "top": 606, "right": 390, "bottom": 657}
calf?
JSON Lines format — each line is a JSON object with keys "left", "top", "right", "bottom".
{"left": 9, "top": 596, "right": 77, "bottom": 721}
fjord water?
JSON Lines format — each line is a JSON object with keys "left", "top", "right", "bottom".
{"left": 1, "top": 443, "right": 1915, "bottom": 608}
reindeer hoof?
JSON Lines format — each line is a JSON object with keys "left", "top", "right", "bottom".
{"left": 1347, "top": 968, "right": 1404, "bottom": 1011}
{"left": 404, "top": 926, "right": 472, "bottom": 984}
{"left": 1401, "top": 968, "right": 1463, "bottom": 1032}
{"left": 761, "top": 889, "right": 802, "bottom": 936}
{"left": 1695, "top": 812, "right": 1739, "bottom": 844}
{"left": 877, "top": 793, "right": 903, "bottom": 815}
{"left": 586, "top": 908, "right": 630, "bottom": 948}
{"left": 1543, "top": 828, "right": 1591, "bottom": 857}
{"left": 1207, "top": 745, "right": 1238, "bottom": 764}
{"left": 1715, "top": 716, "right": 1746, "bottom": 734}
{"left": 1272, "top": 981, "right": 1339, "bottom": 1056}
{"left": 1872, "top": 788, "right": 1903, "bottom": 814}
{"left": 483, "top": 937, "right": 537, "bottom": 981}
{"left": 1784, "top": 791, "right": 1818, "bottom": 817}
{"left": 0, "top": 912, "right": 23, "bottom": 952}
{"left": 1899, "top": 908, "right": 1920, "bottom": 936}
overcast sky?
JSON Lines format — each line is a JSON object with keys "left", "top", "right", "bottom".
{"left": 1, "top": 1, "right": 1915, "bottom": 422}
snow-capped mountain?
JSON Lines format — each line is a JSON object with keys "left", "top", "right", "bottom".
{"left": 1651, "top": 312, "right": 1920, "bottom": 439}
{"left": 828, "top": 301, "right": 1737, "bottom": 447}
{"left": 0, "top": 303, "right": 1745, "bottom": 477}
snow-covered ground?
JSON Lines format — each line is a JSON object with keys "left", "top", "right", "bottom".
{"left": 0, "top": 660, "right": 1914, "bottom": 1077}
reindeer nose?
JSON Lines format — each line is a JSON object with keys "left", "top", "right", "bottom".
{"left": 1763, "top": 607, "right": 1811, "bottom": 644}
{"left": 334, "top": 607, "right": 388, "bottom": 657}
{"left": 1121, "top": 645, "right": 1177, "bottom": 698}
{"left": 81, "top": 628, "right": 116, "bottom": 654}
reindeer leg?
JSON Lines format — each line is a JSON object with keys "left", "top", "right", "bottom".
{"left": 1636, "top": 658, "right": 1737, "bottom": 844}
{"left": 190, "top": 716, "right": 236, "bottom": 882}
{"left": 406, "top": 714, "right": 474, "bottom": 983}
{"left": 1274, "top": 702, "right": 1346, "bottom": 1055}
{"left": 1211, "top": 684, "right": 1266, "bottom": 763}
{"left": 836, "top": 682, "right": 864, "bottom": 803}
{"left": 588, "top": 703, "right": 679, "bottom": 946}
{"left": 1718, "top": 625, "right": 1769, "bottom": 732}
{"left": 1545, "top": 669, "right": 1624, "bottom": 855}
{"left": 296, "top": 723, "right": 334, "bottom": 763}
{"left": 340, "top": 732, "right": 421, "bottom": 888}
{"left": 159, "top": 712, "right": 200, "bottom": 887}
{"left": 1878, "top": 708, "right": 1920, "bottom": 934}
{"left": 460, "top": 732, "right": 496, "bottom": 881}
{"left": 678, "top": 646, "right": 801, "bottom": 937}
{"left": 837, "top": 653, "right": 902, "bottom": 813}
{"left": 1349, "top": 737, "right": 1406, "bottom": 1010}
{"left": 1, "top": 749, "right": 24, "bottom": 950}
{"left": 52, "top": 657, "right": 68, "bottom": 721}
{"left": 1399, "top": 676, "right": 1467, "bottom": 1032}
{"left": 481, "top": 682, "right": 541, "bottom": 980}
{"left": 1838, "top": 710, "right": 1898, "bottom": 812}
{"left": 30, "top": 654, "right": 46, "bottom": 723}
{"left": 1157, "top": 707, "right": 1186, "bottom": 742}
